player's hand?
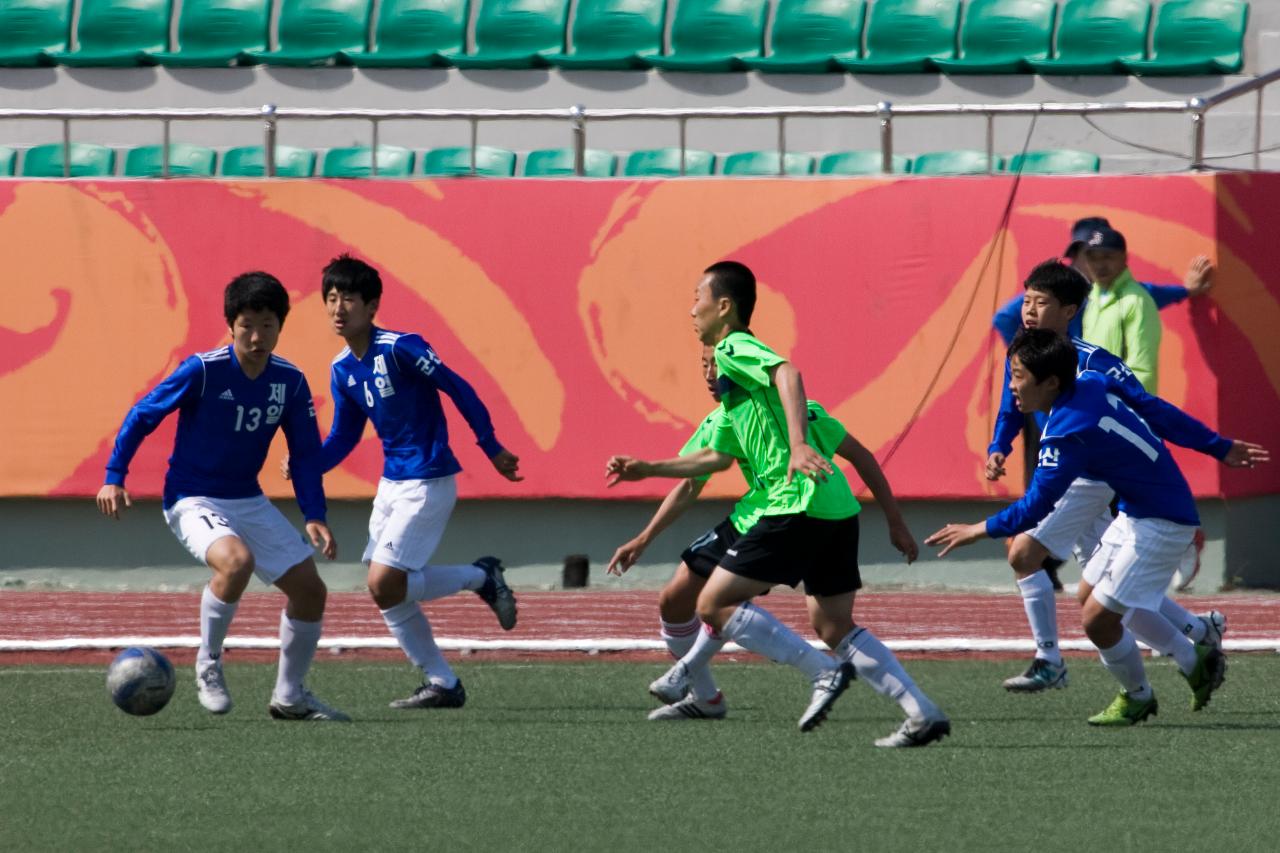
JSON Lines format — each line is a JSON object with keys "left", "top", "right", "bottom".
{"left": 984, "top": 452, "right": 1007, "bottom": 481}
{"left": 306, "top": 521, "right": 337, "bottom": 560}
{"left": 1223, "top": 440, "right": 1270, "bottom": 469}
{"left": 607, "top": 537, "right": 647, "bottom": 575}
{"left": 96, "top": 485, "right": 132, "bottom": 520}
{"left": 787, "top": 443, "right": 834, "bottom": 484}
{"left": 924, "top": 522, "right": 987, "bottom": 558}
{"left": 280, "top": 455, "right": 292, "bottom": 481}
{"left": 490, "top": 449, "right": 523, "bottom": 482}
{"left": 605, "top": 456, "right": 651, "bottom": 486}
{"left": 889, "top": 522, "right": 919, "bottom": 565}
{"left": 1185, "top": 255, "right": 1215, "bottom": 297}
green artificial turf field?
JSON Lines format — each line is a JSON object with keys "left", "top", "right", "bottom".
{"left": 4, "top": 656, "right": 1280, "bottom": 851}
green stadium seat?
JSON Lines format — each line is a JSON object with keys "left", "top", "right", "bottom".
{"left": 1123, "top": 0, "right": 1248, "bottom": 76}
{"left": 124, "top": 144, "right": 218, "bottom": 177}
{"left": 522, "top": 148, "right": 617, "bottom": 176}
{"left": 837, "top": 0, "right": 960, "bottom": 73}
{"left": 544, "top": 0, "right": 664, "bottom": 70}
{"left": 912, "top": 150, "right": 1003, "bottom": 175}
{"left": 720, "top": 151, "right": 815, "bottom": 175}
{"left": 442, "top": 0, "right": 570, "bottom": 69}
{"left": 21, "top": 143, "right": 115, "bottom": 177}
{"left": 1026, "top": 0, "right": 1151, "bottom": 75}
{"left": 622, "top": 149, "right": 716, "bottom": 176}
{"left": 49, "top": 0, "right": 170, "bottom": 66}
{"left": 646, "top": 0, "right": 769, "bottom": 72}
{"left": 248, "top": 0, "right": 370, "bottom": 66}
{"left": 931, "top": 0, "right": 1055, "bottom": 74}
{"left": 1007, "top": 149, "right": 1101, "bottom": 174}
{"left": 321, "top": 146, "right": 415, "bottom": 178}
{"left": 742, "top": 0, "right": 864, "bottom": 73}
{"left": 0, "top": 147, "right": 18, "bottom": 176}
{"left": 0, "top": 0, "right": 71, "bottom": 67}
{"left": 817, "top": 150, "right": 911, "bottom": 174}
{"left": 343, "top": 0, "right": 466, "bottom": 67}
{"left": 421, "top": 146, "right": 517, "bottom": 176}
{"left": 221, "top": 145, "right": 317, "bottom": 177}
{"left": 148, "top": 0, "right": 269, "bottom": 66}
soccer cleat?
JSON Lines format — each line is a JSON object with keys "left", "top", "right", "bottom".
{"left": 874, "top": 716, "right": 952, "bottom": 748}
{"left": 798, "top": 662, "right": 854, "bottom": 733}
{"left": 1002, "top": 658, "right": 1068, "bottom": 693}
{"left": 648, "top": 661, "right": 691, "bottom": 705}
{"left": 647, "top": 692, "right": 726, "bottom": 721}
{"left": 1182, "top": 643, "right": 1227, "bottom": 711}
{"left": 1175, "top": 528, "right": 1206, "bottom": 592}
{"left": 269, "top": 689, "right": 351, "bottom": 722}
{"left": 1087, "top": 691, "right": 1159, "bottom": 726}
{"left": 1196, "top": 610, "right": 1226, "bottom": 651}
{"left": 389, "top": 680, "right": 467, "bottom": 709}
{"left": 196, "top": 659, "right": 233, "bottom": 714}
{"left": 474, "top": 556, "right": 517, "bottom": 631}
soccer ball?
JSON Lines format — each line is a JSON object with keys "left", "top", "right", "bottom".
{"left": 106, "top": 646, "right": 176, "bottom": 716}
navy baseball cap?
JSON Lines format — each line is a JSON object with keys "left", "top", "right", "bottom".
{"left": 1064, "top": 216, "right": 1111, "bottom": 256}
{"left": 1082, "top": 227, "right": 1127, "bottom": 253}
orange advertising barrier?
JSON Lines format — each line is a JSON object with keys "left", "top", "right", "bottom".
{"left": 1, "top": 175, "right": 1276, "bottom": 501}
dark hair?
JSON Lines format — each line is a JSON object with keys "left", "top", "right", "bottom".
{"left": 224, "top": 271, "right": 289, "bottom": 326}
{"left": 1008, "top": 328, "right": 1076, "bottom": 394}
{"left": 1024, "top": 258, "right": 1089, "bottom": 308}
{"left": 322, "top": 253, "right": 382, "bottom": 304}
{"left": 704, "top": 260, "right": 757, "bottom": 326}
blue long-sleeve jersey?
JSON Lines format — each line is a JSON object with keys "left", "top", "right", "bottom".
{"left": 986, "top": 372, "right": 1232, "bottom": 538}
{"left": 105, "top": 346, "right": 328, "bottom": 521}
{"left": 320, "top": 327, "right": 504, "bottom": 481}
{"left": 992, "top": 283, "right": 1189, "bottom": 345}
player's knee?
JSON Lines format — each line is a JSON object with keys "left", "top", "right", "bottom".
{"left": 658, "top": 582, "right": 697, "bottom": 624}
{"left": 367, "top": 568, "right": 406, "bottom": 610}
{"left": 209, "top": 539, "right": 255, "bottom": 583}
{"left": 694, "top": 596, "right": 725, "bottom": 631}
{"left": 1007, "top": 537, "right": 1045, "bottom": 576}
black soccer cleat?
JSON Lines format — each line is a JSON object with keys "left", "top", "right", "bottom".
{"left": 474, "top": 555, "right": 518, "bottom": 630}
{"left": 389, "top": 680, "right": 467, "bottom": 709}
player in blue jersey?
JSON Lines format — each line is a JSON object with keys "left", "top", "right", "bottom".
{"left": 306, "top": 254, "right": 522, "bottom": 710}
{"left": 96, "top": 272, "right": 348, "bottom": 721}
{"left": 928, "top": 330, "right": 1268, "bottom": 725}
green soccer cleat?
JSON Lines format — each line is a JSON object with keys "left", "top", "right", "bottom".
{"left": 1087, "top": 691, "right": 1159, "bottom": 727}
{"left": 1182, "top": 642, "right": 1227, "bottom": 711}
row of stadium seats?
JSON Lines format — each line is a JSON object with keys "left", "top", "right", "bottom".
{"left": 0, "top": 143, "right": 1102, "bottom": 176}
{"left": 0, "top": 0, "right": 1248, "bottom": 74}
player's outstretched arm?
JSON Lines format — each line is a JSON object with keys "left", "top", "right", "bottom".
{"left": 924, "top": 522, "right": 987, "bottom": 557}
{"left": 1223, "top": 440, "right": 1270, "bottom": 468}
{"left": 305, "top": 521, "right": 338, "bottom": 560}
{"left": 1184, "top": 255, "right": 1215, "bottom": 297}
{"left": 607, "top": 478, "right": 705, "bottom": 575}
{"left": 606, "top": 448, "right": 731, "bottom": 486}
{"left": 836, "top": 434, "right": 918, "bottom": 564}
{"left": 95, "top": 485, "right": 132, "bottom": 520}
{"left": 772, "top": 362, "right": 833, "bottom": 483}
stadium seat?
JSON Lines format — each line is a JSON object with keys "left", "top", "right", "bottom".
{"left": 442, "top": 0, "right": 570, "bottom": 69}
{"left": 1123, "top": 0, "right": 1248, "bottom": 76}
{"left": 0, "top": 147, "right": 18, "bottom": 176}
{"left": 522, "top": 148, "right": 617, "bottom": 176}
{"left": 148, "top": 0, "right": 269, "bottom": 67}
{"left": 646, "top": 0, "right": 769, "bottom": 72}
{"left": 720, "top": 151, "right": 815, "bottom": 175}
{"left": 421, "top": 146, "right": 518, "bottom": 176}
{"left": 836, "top": 0, "right": 960, "bottom": 73}
{"left": 544, "top": 0, "right": 664, "bottom": 70}
{"left": 0, "top": 0, "right": 71, "bottom": 67}
{"left": 221, "top": 145, "right": 317, "bottom": 177}
{"left": 48, "top": 0, "right": 170, "bottom": 66}
{"left": 1007, "top": 149, "right": 1101, "bottom": 173}
{"left": 931, "top": 0, "right": 1056, "bottom": 74}
{"left": 343, "top": 0, "right": 467, "bottom": 67}
{"left": 124, "top": 144, "right": 218, "bottom": 177}
{"left": 21, "top": 143, "right": 116, "bottom": 177}
{"left": 248, "top": 0, "right": 371, "bottom": 66}
{"left": 622, "top": 148, "right": 716, "bottom": 176}
{"left": 742, "top": 0, "right": 865, "bottom": 73}
{"left": 1026, "top": 0, "right": 1151, "bottom": 75}
{"left": 912, "top": 150, "right": 1003, "bottom": 175}
{"left": 817, "top": 150, "right": 911, "bottom": 174}
{"left": 321, "top": 146, "right": 415, "bottom": 177}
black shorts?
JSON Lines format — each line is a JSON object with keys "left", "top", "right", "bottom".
{"left": 680, "top": 518, "right": 740, "bottom": 580}
{"left": 719, "top": 513, "right": 861, "bottom": 597}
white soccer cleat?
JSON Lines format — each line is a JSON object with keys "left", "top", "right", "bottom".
{"left": 269, "top": 689, "right": 351, "bottom": 722}
{"left": 649, "top": 661, "right": 691, "bottom": 705}
{"left": 196, "top": 660, "right": 233, "bottom": 714}
{"left": 874, "top": 715, "right": 952, "bottom": 748}
{"left": 1002, "top": 658, "right": 1068, "bottom": 692}
{"left": 1196, "top": 610, "right": 1226, "bottom": 650}
{"left": 647, "top": 692, "right": 727, "bottom": 721}
{"left": 798, "top": 662, "right": 854, "bottom": 732}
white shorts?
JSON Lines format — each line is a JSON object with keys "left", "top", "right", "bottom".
{"left": 1025, "top": 478, "right": 1115, "bottom": 563}
{"left": 363, "top": 475, "right": 457, "bottom": 572}
{"left": 1088, "top": 513, "right": 1197, "bottom": 614}
{"left": 164, "top": 495, "right": 314, "bottom": 585}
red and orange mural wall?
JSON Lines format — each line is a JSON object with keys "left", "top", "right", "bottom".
{"left": 1, "top": 175, "right": 1277, "bottom": 502}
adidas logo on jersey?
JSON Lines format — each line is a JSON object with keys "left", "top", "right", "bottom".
{"left": 219, "top": 390, "right": 234, "bottom": 401}
{"left": 347, "top": 375, "right": 356, "bottom": 387}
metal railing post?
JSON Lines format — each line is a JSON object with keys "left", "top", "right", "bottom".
{"left": 877, "top": 101, "right": 893, "bottom": 174}
{"left": 162, "top": 120, "right": 171, "bottom": 177}
{"left": 571, "top": 104, "right": 586, "bottom": 176}
{"left": 776, "top": 116, "right": 786, "bottom": 175}
{"left": 985, "top": 113, "right": 995, "bottom": 174}
{"left": 61, "top": 118, "right": 71, "bottom": 178}
{"left": 1256, "top": 87, "right": 1264, "bottom": 171}
{"left": 678, "top": 117, "right": 688, "bottom": 176}
{"left": 262, "top": 104, "right": 278, "bottom": 178}
{"left": 470, "top": 118, "right": 479, "bottom": 175}
{"left": 1189, "top": 98, "right": 1206, "bottom": 171}
{"left": 370, "top": 119, "right": 380, "bottom": 176}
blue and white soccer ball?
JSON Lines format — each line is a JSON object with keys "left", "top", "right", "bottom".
{"left": 106, "top": 646, "right": 176, "bottom": 716}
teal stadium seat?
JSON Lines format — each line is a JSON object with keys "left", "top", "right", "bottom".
{"left": 1026, "top": 0, "right": 1150, "bottom": 75}
{"left": 49, "top": 0, "right": 170, "bottom": 66}
{"left": 1007, "top": 149, "right": 1101, "bottom": 173}
{"left": 221, "top": 145, "right": 317, "bottom": 177}
{"left": 0, "top": 0, "right": 71, "bottom": 67}
{"left": 124, "top": 144, "right": 217, "bottom": 177}
{"left": 0, "top": 147, "right": 14, "bottom": 175}
{"left": 646, "top": 0, "right": 769, "bottom": 72}
{"left": 522, "top": 148, "right": 616, "bottom": 176}
{"left": 742, "top": 0, "right": 865, "bottom": 74}
{"left": 248, "top": 0, "right": 371, "bottom": 66}
{"left": 720, "top": 151, "right": 815, "bottom": 175}
{"left": 837, "top": 0, "right": 960, "bottom": 72}
{"left": 149, "top": 0, "right": 269, "bottom": 66}
{"left": 421, "top": 146, "right": 518, "bottom": 176}
{"left": 622, "top": 148, "right": 716, "bottom": 176}
{"left": 343, "top": 0, "right": 467, "bottom": 67}
{"left": 817, "top": 150, "right": 912, "bottom": 174}
{"left": 1123, "top": 0, "right": 1248, "bottom": 76}
{"left": 544, "top": 0, "right": 665, "bottom": 70}
{"left": 931, "top": 0, "right": 1056, "bottom": 74}
{"left": 321, "top": 146, "right": 415, "bottom": 177}
{"left": 21, "top": 143, "right": 116, "bottom": 177}
{"left": 442, "top": 0, "right": 570, "bottom": 69}
{"left": 912, "top": 150, "right": 1003, "bottom": 175}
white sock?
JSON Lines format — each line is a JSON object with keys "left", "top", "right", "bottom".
{"left": 836, "top": 627, "right": 939, "bottom": 722}
{"left": 1017, "top": 570, "right": 1062, "bottom": 666}
{"left": 1159, "top": 597, "right": 1207, "bottom": 643}
{"left": 1127, "top": 608, "right": 1198, "bottom": 675}
{"left": 679, "top": 622, "right": 727, "bottom": 683}
{"left": 1097, "top": 630, "right": 1152, "bottom": 700}
{"left": 199, "top": 585, "right": 238, "bottom": 669}
{"left": 660, "top": 619, "right": 721, "bottom": 701}
{"left": 720, "top": 602, "right": 833, "bottom": 681}
{"left": 407, "top": 565, "right": 485, "bottom": 602}
{"left": 274, "top": 612, "right": 321, "bottom": 704}
{"left": 381, "top": 600, "right": 457, "bottom": 688}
